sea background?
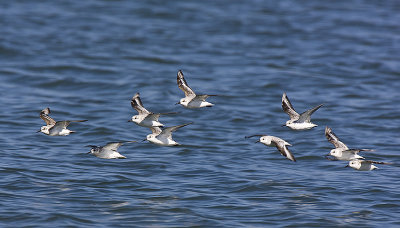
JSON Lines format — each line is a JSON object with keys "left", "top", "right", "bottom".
{"left": 1, "top": 0, "right": 399, "bottom": 227}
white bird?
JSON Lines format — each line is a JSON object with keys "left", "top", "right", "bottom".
{"left": 176, "top": 70, "right": 216, "bottom": 108}
{"left": 38, "top": 108, "right": 87, "bottom": 136}
{"left": 346, "top": 160, "right": 390, "bottom": 171}
{"left": 245, "top": 134, "right": 296, "bottom": 162}
{"left": 282, "top": 92, "right": 323, "bottom": 130}
{"left": 87, "top": 141, "right": 136, "bottom": 159}
{"left": 146, "top": 123, "right": 192, "bottom": 146}
{"left": 325, "top": 126, "right": 373, "bottom": 161}
{"left": 128, "top": 92, "right": 176, "bottom": 128}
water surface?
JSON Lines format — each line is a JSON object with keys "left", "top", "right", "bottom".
{"left": 1, "top": 0, "right": 399, "bottom": 227}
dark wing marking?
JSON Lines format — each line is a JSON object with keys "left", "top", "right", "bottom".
{"left": 67, "top": 120, "right": 88, "bottom": 123}
{"left": 365, "top": 160, "right": 392, "bottom": 165}
{"left": 344, "top": 148, "right": 373, "bottom": 154}
{"left": 297, "top": 104, "right": 323, "bottom": 123}
{"left": 282, "top": 93, "right": 299, "bottom": 120}
{"left": 177, "top": 70, "right": 196, "bottom": 98}
{"left": 131, "top": 93, "right": 151, "bottom": 115}
{"left": 158, "top": 112, "right": 179, "bottom": 115}
{"left": 245, "top": 134, "right": 266, "bottom": 139}
{"left": 325, "top": 126, "right": 348, "bottom": 149}
{"left": 40, "top": 108, "right": 56, "bottom": 125}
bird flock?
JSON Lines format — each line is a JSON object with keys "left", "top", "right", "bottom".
{"left": 38, "top": 70, "right": 391, "bottom": 171}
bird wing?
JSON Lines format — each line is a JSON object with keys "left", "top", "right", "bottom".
{"left": 325, "top": 126, "right": 348, "bottom": 149}
{"left": 364, "top": 160, "right": 391, "bottom": 165}
{"left": 150, "top": 126, "right": 163, "bottom": 135}
{"left": 146, "top": 113, "right": 161, "bottom": 121}
{"left": 49, "top": 121, "right": 70, "bottom": 134}
{"left": 131, "top": 93, "right": 151, "bottom": 115}
{"left": 177, "top": 70, "right": 196, "bottom": 98}
{"left": 103, "top": 142, "right": 124, "bottom": 151}
{"left": 275, "top": 140, "right": 296, "bottom": 162}
{"left": 192, "top": 94, "right": 217, "bottom": 102}
{"left": 343, "top": 148, "right": 373, "bottom": 154}
{"left": 297, "top": 104, "right": 323, "bottom": 123}
{"left": 50, "top": 120, "right": 86, "bottom": 133}
{"left": 40, "top": 108, "right": 56, "bottom": 126}
{"left": 282, "top": 93, "right": 299, "bottom": 120}
{"left": 146, "top": 111, "right": 178, "bottom": 121}
{"left": 159, "top": 123, "right": 192, "bottom": 139}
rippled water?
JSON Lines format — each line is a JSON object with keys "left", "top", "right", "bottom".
{"left": 1, "top": 0, "right": 400, "bottom": 227}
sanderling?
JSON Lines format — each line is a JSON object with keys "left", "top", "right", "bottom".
{"left": 346, "top": 160, "right": 390, "bottom": 171}
{"left": 282, "top": 92, "right": 323, "bottom": 130}
{"left": 38, "top": 108, "right": 87, "bottom": 136}
{"left": 176, "top": 70, "right": 216, "bottom": 108}
{"left": 325, "top": 126, "right": 373, "bottom": 161}
{"left": 245, "top": 134, "right": 296, "bottom": 162}
{"left": 145, "top": 123, "right": 192, "bottom": 146}
{"left": 87, "top": 141, "right": 136, "bottom": 159}
{"left": 128, "top": 92, "right": 176, "bottom": 128}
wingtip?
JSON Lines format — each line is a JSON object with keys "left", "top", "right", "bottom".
{"left": 177, "top": 69, "right": 184, "bottom": 77}
{"left": 132, "top": 92, "right": 140, "bottom": 99}
{"left": 40, "top": 107, "right": 51, "bottom": 114}
{"left": 86, "top": 145, "right": 97, "bottom": 148}
{"left": 360, "top": 149, "right": 375, "bottom": 152}
{"left": 159, "top": 111, "right": 179, "bottom": 115}
{"left": 245, "top": 134, "right": 264, "bottom": 139}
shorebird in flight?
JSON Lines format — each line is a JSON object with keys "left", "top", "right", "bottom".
{"left": 145, "top": 123, "right": 192, "bottom": 146}
{"left": 176, "top": 70, "right": 216, "bottom": 108}
{"left": 129, "top": 92, "right": 176, "bottom": 128}
{"left": 325, "top": 126, "right": 373, "bottom": 161}
{"left": 346, "top": 160, "right": 390, "bottom": 171}
{"left": 87, "top": 141, "right": 136, "bottom": 159}
{"left": 245, "top": 134, "right": 296, "bottom": 162}
{"left": 38, "top": 108, "right": 87, "bottom": 136}
{"left": 282, "top": 92, "right": 323, "bottom": 130}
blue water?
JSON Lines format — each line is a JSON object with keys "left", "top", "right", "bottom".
{"left": 1, "top": 0, "right": 400, "bottom": 227}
